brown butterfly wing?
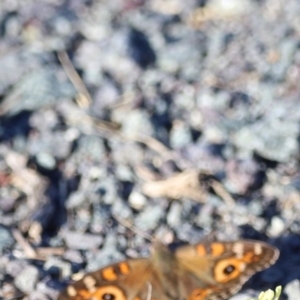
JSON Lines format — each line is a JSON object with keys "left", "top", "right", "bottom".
{"left": 175, "top": 240, "right": 279, "bottom": 300}
{"left": 58, "top": 258, "right": 157, "bottom": 300}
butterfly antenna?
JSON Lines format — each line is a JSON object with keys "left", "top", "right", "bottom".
{"left": 113, "top": 214, "right": 155, "bottom": 243}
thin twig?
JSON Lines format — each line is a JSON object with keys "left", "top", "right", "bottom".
{"left": 12, "top": 228, "right": 37, "bottom": 259}
{"left": 210, "top": 179, "right": 235, "bottom": 207}
{"left": 36, "top": 247, "right": 65, "bottom": 258}
{"left": 58, "top": 51, "right": 92, "bottom": 107}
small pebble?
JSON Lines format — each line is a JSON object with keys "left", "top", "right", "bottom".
{"left": 14, "top": 265, "right": 39, "bottom": 294}
{"left": 66, "top": 191, "right": 87, "bottom": 209}
{"left": 36, "top": 152, "right": 56, "bottom": 170}
{"left": 63, "top": 249, "right": 84, "bottom": 264}
{"left": 229, "top": 293, "right": 252, "bottom": 300}
{"left": 29, "top": 290, "right": 50, "bottom": 300}
{"left": 61, "top": 230, "right": 103, "bottom": 250}
{"left": 44, "top": 257, "right": 72, "bottom": 278}
{"left": 127, "top": 28, "right": 156, "bottom": 68}
{"left": 170, "top": 121, "right": 192, "bottom": 149}
{"left": 128, "top": 191, "right": 147, "bottom": 210}
{"left": 6, "top": 260, "right": 28, "bottom": 277}
{"left": 86, "top": 234, "right": 124, "bottom": 272}
{"left": 121, "top": 109, "right": 154, "bottom": 136}
{"left": 135, "top": 205, "right": 165, "bottom": 231}
{"left": 167, "top": 202, "right": 182, "bottom": 228}
{"left": 0, "top": 225, "right": 15, "bottom": 253}
{"left": 285, "top": 280, "right": 300, "bottom": 300}
{"left": 115, "top": 164, "right": 133, "bottom": 182}
{"left": 267, "top": 216, "right": 285, "bottom": 237}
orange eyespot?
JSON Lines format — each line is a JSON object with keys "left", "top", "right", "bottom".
{"left": 214, "top": 258, "right": 243, "bottom": 283}
{"left": 94, "top": 286, "right": 126, "bottom": 300}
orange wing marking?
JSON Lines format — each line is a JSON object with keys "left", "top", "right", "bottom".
{"left": 211, "top": 243, "right": 225, "bottom": 256}
{"left": 188, "top": 288, "right": 212, "bottom": 300}
{"left": 102, "top": 267, "right": 118, "bottom": 281}
{"left": 195, "top": 245, "right": 206, "bottom": 256}
{"left": 119, "top": 262, "right": 131, "bottom": 275}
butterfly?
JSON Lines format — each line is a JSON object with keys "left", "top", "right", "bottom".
{"left": 57, "top": 240, "right": 279, "bottom": 300}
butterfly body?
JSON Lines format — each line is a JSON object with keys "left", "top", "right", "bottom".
{"left": 58, "top": 240, "right": 279, "bottom": 300}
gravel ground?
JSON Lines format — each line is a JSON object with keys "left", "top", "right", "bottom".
{"left": 0, "top": 0, "right": 300, "bottom": 299}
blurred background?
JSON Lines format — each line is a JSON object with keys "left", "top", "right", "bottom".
{"left": 0, "top": 0, "right": 300, "bottom": 299}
